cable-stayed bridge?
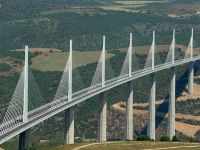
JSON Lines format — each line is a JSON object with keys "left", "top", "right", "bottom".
{"left": 0, "top": 29, "right": 199, "bottom": 149}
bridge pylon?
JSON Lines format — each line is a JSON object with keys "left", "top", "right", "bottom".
{"left": 102, "top": 36, "right": 106, "bottom": 87}
{"left": 64, "top": 40, "right": 74, "bottom": 144}
{"left": 68, "top": 40, "right": 73, "bottom": 101}
{"left": 167, "top": 30, "right": 176, "bottom": 140}
{"left": 172, "top": 29, "right": 175, "bottom": 64}
{"left": 23, "top": 45, "right": 29, "bottom": 123}
{"left": 98, "top": 92, "right": 107, "bottom": 142}
{"left": 191, "top": 28, "right": 194, "bottom": 59}
{"left": 167, "top": 66, "right": 176, "bottom": 140}
{"left": 129, "top": 33, "right": 133, "bottom": 77}
{"left": 19, "top": 45, "right": 30, "bottom": 150}
{"left": 147, "top": 73, "right": 156, "bottom": 140}
{"left": 125, "top": 81, "right": 133, "bottom": 140}
{"left": 152, "top": 31, "right": 155, "bottom": 70}
{"left": 188, "top": 28, "right": 194, "bottom": 95}
{"left": 19, "top": 130, "right": 30, "bottom": 150}
{"left": 64, "top": 107, "right": 74, "bottom": 144}
{"left": 98, "top": 36, "right": 107, "bottom": 142}
{"left": 188, "top": 62, "right": 194, "bottom": 95}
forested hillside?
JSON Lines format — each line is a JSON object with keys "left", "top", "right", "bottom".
{"left": 1, "top": 0, "right": 200, "bottom": 51}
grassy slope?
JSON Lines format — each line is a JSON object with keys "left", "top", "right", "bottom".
{"left": 30, "top": 44, "right": 190, "bottom": 72}
{"left": 31, "top": 51, "right": 114, "bottom": 71}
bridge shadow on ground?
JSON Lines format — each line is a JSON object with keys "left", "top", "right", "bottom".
{"left": 141, "top": 60, "right": 200, "bottom": 136}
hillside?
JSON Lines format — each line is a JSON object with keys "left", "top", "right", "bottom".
{"left": 1, "top": 0, "right": 200, "bottom": 150}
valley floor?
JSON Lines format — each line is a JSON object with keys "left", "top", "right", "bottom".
{"left": 112, "top": 82, "right": 200, "bottom": 137}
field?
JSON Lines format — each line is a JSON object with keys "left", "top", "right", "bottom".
{"left": 114, "top": 1, "right": 169, "bottom": 5}
{"left": 50, "top": 141, "right": 200, "bottom": 150}
{"left": 40, "top": 7, "right": 99, "bottom": 15}
{"left": 30, "top": 45, "right": 186, "bottom": 71}
{"left": 120, "top": 44, "right": 200, "bottom": 54}
{"left": 99, "top": 5, "right": 145, "bottom": 12}
{"left": 145, "top": 2, "right": 200, "bottom": 17}
{"left": 31, "top": 51, "right": 114, "bottom": 71}
{"left": 30, "top": 44, "right": 193, "bottom": 72}
{"left": 99, "top": 0, "right": 170, "bottom": 12}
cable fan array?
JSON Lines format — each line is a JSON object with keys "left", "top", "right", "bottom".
{"left": 0, "top": 29, "right": 197, "bottom": 135}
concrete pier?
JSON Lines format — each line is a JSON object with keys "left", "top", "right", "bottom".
{"left": 147, "top": 73, "right": 156, "bottom": 140}
{"left": 188, "top": 62, "right": 194, "bottom": 95}
{"left": 125, "top": 81, "right": 133, "bottom": 140}
{"left": 167, "top": 66, "right": 176, "bottom": 140}
{"left": 98, "top": 92, "right": 107, "bottom": 142}
{"left": 19, "top": 130, "right": 29, "bottom": 150}
{"left": 64, "top": 107, "right": 74, "bottom": 144}
{"left": 19, "top": 46, "right": 29, "bottom": 150}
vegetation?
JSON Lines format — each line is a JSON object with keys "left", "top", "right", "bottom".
{"left": 31, "top": 51, "right": 114, "bottom": 71}
{"left": 136, "top": 135, "right": 151, "bottom": 141}
{"left": 172, "top": 135, "right": 179, "bottom": 142}
{"left": 176, "top": 99, "right": 200, "bottom": 115}
{"left": 0, "top": 63, "right": 11, "bottom": 72}
{"left": 1, "top": 0, "right": 200, "bottom": 149}
{"left": 160, "top": 136, "right": 170, "bottom": 142}
{"left": 1, "top": 0, "right": 200, "bottom": 52}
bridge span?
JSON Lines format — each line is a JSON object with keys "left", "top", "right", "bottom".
{"left": 0, "top": 29, "right": 199, "bottom": 149}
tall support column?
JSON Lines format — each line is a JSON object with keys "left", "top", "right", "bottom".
{"left": 125, "top": 81, "right": 133, "bottom": 140}
{"left": 188, "top": 62, "right": 194, "bottom": 95}
{"left": 129, "top": 33, "right": 132, "bottom": 77}
{"left": 147, "top": 73, "right": 156, "bottom": 140}
{"left": 98, "top": 92, "right": 107, "bottom": 142}
{"left": 19, "top": 46, "right": 29, "bottom": 150}
{"left": 68, "top": 40, "right": 73, "bottom": 102}
{"left": 64, "top": 107, "right": 74, "bottom": 144}
{"left": 191, "top": 28, "right": 194, "bottom": 59}
{"left": 167, "top": 66, "right": 176, "bottom": 140}
{"left": 152, "top": 31, "right": 155, "bottom": 70}
{"left": 64, "top": 40, "right": 74, "bottom": 144}
{"left": 98, "top": 35, "right": 106, "bottom": 142}
{"left": 188, "top": 28, "right": 194, "bottom": 95}
{"left": 19, "top": 130, "right": 30, "bottom": 150}
{"left": 23, "top": 45, "right": 29, "bottom": 123}
{"left": 102, "top": 36, "right": 105, "bottom": 87}
{"left": 172, "top": 29, "right": 175, "bottom": 64}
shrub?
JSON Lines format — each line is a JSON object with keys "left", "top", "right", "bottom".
{"left": 75, "top": 137, "right": 83, "bottom": 143}
{"left": 172, "top": 135, "right": 178, "bottom": 142}
{"left": 136, "top": 135, "right": 151, "bottom": 141}
{"left": 160, "top": 136, "right": 170, "bottom": 142}
{"left": 188, "top": 137, "right": 198, "bottom": 142}
{"left": 14, "top": 60, "right": 22, "bottom": 65}
{"left": 0, "top": 63, "right": 11, "bottom": 72}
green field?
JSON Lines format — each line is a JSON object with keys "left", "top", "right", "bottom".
{"left": 49, "top": 141, "right": 200, "bottom": 150}
{"left": 31, "top": 51, "right": 114, "bottom": 71}
{"left": 99, "top": 5, "right": 144, "bottom": 12}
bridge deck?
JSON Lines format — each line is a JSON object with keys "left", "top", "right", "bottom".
{"left": 0, "top": 56, "right": 199, "bottom": 144}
